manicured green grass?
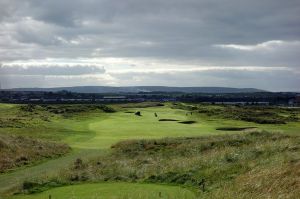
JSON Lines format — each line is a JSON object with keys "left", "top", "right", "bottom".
{"left": 68, "top": 107, "right": 210, "bottom": 149}
{"left": 9, "top": 182, "right": 197, "bottom": 199}
{"left": 59, "top": 106, "right": 300, "bottom": 149}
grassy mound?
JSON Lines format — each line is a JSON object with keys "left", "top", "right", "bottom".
{"left": 21, "top": 131, "right": 300, "bottom": 198}
{"left": 25, "top": 104, "right": 116, "bottom": 115}
{"left": 174, "top": 103, "right": 300, "bottom": 124}
{"left": 0, "top": 104, "right": 115, "bottom": 130}
{"left": 0, "top": 134, "right": 70, "bottom": 173}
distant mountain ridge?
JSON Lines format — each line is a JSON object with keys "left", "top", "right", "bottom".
{"left": 4, "top": 86, "right": 267, "bottom": 93}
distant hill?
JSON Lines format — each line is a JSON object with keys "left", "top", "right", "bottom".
{"left": 4, "top": 86, "right": 267, "bottom": 94}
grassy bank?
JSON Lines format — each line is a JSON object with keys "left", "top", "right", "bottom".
{"left": 19, "top": 131, "right": 300, "bottom": 198}
{"left": 0, "top": 134, "right": 70, "bottom": 173}
{"left": 173, "top": 103, "right": 300, "bottom": 124}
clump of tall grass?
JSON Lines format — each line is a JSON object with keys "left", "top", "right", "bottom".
{"left": 173, "top": 103, "right": 300, "bottom": 124}
{"left": 0, "top": 134, "right": 70, "bottom": 173}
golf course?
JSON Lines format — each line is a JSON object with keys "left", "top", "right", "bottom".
{"left": 0, "top": 103, "right": 300, "bottom": 198}
{"left": 1, "top": 0, "right": 300, "bottom": 197}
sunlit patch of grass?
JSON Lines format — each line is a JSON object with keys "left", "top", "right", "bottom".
{"left": 9, "top": 182, "right": 197, "bottom": 199}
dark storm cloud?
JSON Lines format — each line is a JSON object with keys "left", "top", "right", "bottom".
{"left": 25, "top": 0, "right": 300, "bottom": 41}
{"left": 0, "top": 0, "right": 300, "bottom": 90}
{"left": 2, "top": 0, "right": 300, "bottom": 58}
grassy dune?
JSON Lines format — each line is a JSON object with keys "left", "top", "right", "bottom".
{"left": 15, "top": 131, "right": 300, "bottom": 198}
{"left": 0, "top": 134, "right": 70, "bottom": 173}
{"left": 91, "top": 132, "right": 299, "bottom": 198}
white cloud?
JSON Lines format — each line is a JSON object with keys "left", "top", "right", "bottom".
{"left": 0, "top": 64, "right": 105, "bottom": 76}
{"left": 214, "top": 40, "right": 300, "bottom": 51}
{"left": 2, "top": 57, "right": 292, "bottom": 75}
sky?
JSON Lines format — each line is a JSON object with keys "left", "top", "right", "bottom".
{"left": 0, "top": 0, "right": 300, "bottom": 91}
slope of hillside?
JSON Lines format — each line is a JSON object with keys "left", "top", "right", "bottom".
{"left": 0, "top": 134, "right": 70, "bottom": 173}
{"left": 16, "top": 131, "right": 300, "bottom": 199}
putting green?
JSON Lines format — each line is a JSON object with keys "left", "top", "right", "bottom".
{"left": 63, "top": 107, "right": 217, "bottom": 149}
{"left": 53, "top": 106, "right": 300, "bottom": 149}
{"left": 9, "top": 183, "right": 197, "bottom": 199}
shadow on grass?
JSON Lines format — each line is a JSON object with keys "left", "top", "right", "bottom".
{"left": 159, "top": 119, "right": 180, "bottom": 121}
{"left": 216, "top": 127, "right": 257, "bottom": 131}
{"left": 178, "top": 121, "right": 196, "bottom": 124}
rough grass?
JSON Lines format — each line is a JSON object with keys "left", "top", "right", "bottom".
{"left": 22, "top": 104, "right": 116, "bottom": 115}
{"left": 173, "top": 103, "right": 300, "bottom": 124}
{"left": 0, "top": 134, "right": 70, "bottom": 173}
{"left": 19, "top": 131, "right": 300, "bottom": 198}
{"left": 0, "top": 103, "right": 116, "bottom": 142}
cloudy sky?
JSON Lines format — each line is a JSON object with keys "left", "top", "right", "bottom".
{"left": 0, "top": 0, "right": 300, "bottom": 91}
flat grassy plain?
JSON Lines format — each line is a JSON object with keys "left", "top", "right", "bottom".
{"left": 0, "top": 103, "right": 299, "bottom": 198}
